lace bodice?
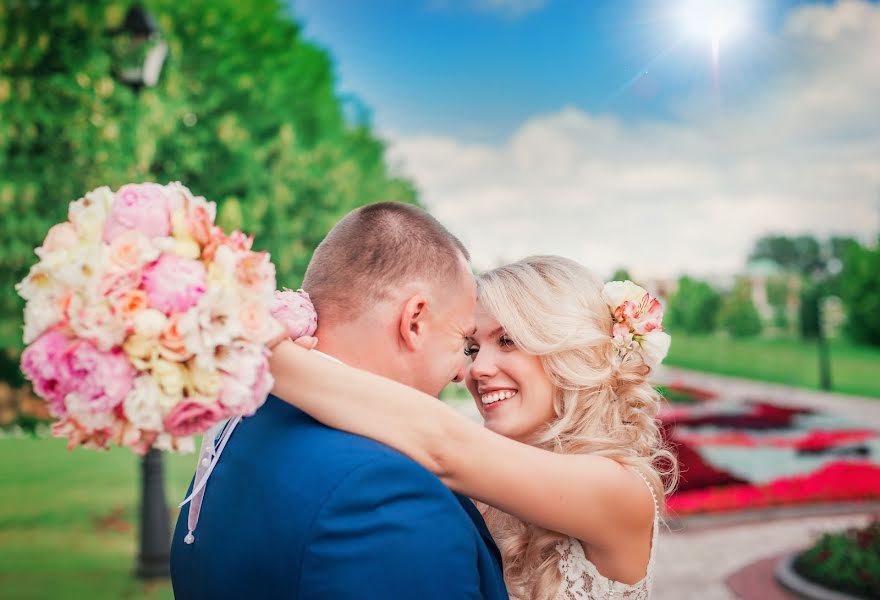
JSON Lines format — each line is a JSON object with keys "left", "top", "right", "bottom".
{"left": 552, "top": 470, "right": 659, "bottom": 600}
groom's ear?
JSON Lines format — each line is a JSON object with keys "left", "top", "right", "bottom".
{"left": 398, "top": 294, "right": 428, "bottom": 352}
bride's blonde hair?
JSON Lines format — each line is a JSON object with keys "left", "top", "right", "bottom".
{"left": 475, "top": 256, "right": 677, "bottom": 600}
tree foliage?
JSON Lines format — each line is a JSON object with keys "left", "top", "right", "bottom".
{"left": 666, "top": 276, "right": 721, "bottom": 334}
{"left": 838, "top": 239, "right": 880, "bottom": 347}
{"left": 0, "top": 0, "right": 417, "bottom": 356}
{"left": 719, "top": 279, "right": 763, "bottom": 338}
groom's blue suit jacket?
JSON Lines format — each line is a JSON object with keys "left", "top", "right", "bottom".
{"left": 170, "top": 394, "right": 509, "bottom": 599}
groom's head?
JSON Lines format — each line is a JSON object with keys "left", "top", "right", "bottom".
{"left": 303, "top": 202, "right": 476, "bottom": 397}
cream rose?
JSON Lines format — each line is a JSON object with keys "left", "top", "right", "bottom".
{"left": 151, "top": 359, "right": 188, "bottom": 400}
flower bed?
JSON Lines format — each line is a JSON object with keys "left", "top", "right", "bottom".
{"left": 663, "top": 393, "right": 880, "bottom": 515}
{"left": 793, "top": 518, "right": 880, "bottom": 599}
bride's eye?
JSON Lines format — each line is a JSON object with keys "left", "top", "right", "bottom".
{"left": 464, "top": 345, "right": 479, "bottom": 356}
{"left": 499, "top": 335, "right": 514, "bottom": 348}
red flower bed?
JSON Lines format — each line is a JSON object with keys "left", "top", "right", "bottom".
{"left": 668, "top": 461, "right": 880, "bottom": 515}
{"left": 673, "top": 429, "right": 877, "bottom": 451}
{"left": 663, "top": 400, "right": 813, "bottom": 430}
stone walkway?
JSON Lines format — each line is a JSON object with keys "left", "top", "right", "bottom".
{"left": 653, "top": 513, "right": 874, "bottom": 600}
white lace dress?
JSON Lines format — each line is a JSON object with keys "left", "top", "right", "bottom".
{"left": 549, "top": 471, "right": 660, "bottom": 600}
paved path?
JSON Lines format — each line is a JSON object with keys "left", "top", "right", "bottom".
{"left": 653, "top": 513, "right": 873, "bottom": 600}
{"left": 655, "top": 366, "right": 880, "bottom": 428}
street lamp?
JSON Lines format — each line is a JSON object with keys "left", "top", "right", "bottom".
{"left": 111, "top": 5, "right": 171, "bottom": 580}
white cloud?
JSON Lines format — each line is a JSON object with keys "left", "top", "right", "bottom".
{"left": 387, "top": 0, "right": 880, "bottom": 280}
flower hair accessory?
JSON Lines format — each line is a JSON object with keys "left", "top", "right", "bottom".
{"left": 602, "top": 280, "right": 671, "bottom": 368}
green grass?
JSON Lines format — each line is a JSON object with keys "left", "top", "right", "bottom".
{"left": 0, "top": 436, "right": 197, "bottom": 600}
{"left": 665, "top": 333, "right": 880, "bottom": 398}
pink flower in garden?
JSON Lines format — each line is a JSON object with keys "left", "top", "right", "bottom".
{"left": 143, "top": 254, "right": 207, "bottom": 314}
{"left": 271, "top": 289, "right": 318, "bottom": 340}
{"left": 20, "top": 329, "right": 74, "bottom": 416}
{"left": 163, "top": 400, "right": 227, "bottom": 437}
{"left": 103, "top": 183, "right": 172, "bottom": 243}
{"left": 59, "top": 339, "right": 136, "bottom": 414}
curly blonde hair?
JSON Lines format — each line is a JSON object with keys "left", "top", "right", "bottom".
{"left": 475, "top": 256, "right": 678, "bottom": 600}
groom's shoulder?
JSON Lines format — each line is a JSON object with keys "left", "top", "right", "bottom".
{"left": 240, "top": 394, "right": 451, "bottom": 496}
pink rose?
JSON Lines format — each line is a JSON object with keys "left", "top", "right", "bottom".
{"left": 271, "top": 289, "right": 317, "bottom": 339}
{"left": 59, "top": 339, "right": 136, "bottom": 414}
{"left": 20, "top": 329, "right": 74, "bottom": 416}
{"left": 163, "top": 400, "right": 226, "bottom": 437}
{"left": 203, "top": 229, "right": 252, "bottom": 262}
{"left": 235, "top": 251, "right": 276, "bottom": 295}
{"left": 239, "top": 301, "right": 284, "bottom": 345}
{"left": 103, "top": 183, "right": 172, "bottom": 243}
{"left": 218, "top": 342, "right": 273, "bottom": 416}
{"left": 143, "top": 254, "right": 207, "bottom": 314}
{"left": 40, "top": 222, "right": 79, "bottom": 254}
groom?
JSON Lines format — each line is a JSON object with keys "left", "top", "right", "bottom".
{"left": 170, "top": 202, "right": 508, "bottom": 599}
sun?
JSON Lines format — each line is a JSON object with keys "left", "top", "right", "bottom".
{"left": 678, "top": 0, "right": 752, "bottom": 48}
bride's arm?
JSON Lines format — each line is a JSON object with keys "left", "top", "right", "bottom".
{"left": 269, "top": 340, "right": 653, "bottom": 547}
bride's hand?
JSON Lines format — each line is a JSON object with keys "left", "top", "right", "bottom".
{"left": 292, "top": 336, "right": 318, "bottom": 350}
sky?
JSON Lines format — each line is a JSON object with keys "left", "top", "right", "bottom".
{"left": 290, "top": 0, "right": 880, "bottom": 280}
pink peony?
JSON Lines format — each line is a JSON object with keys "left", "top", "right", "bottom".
{"left": 163, "top": 400, "right": 226, "bottom": 437}
{"left": 143, "top": 254, "right": 207, "bottom": 314}
{"left": 218, "top": 342, "right": 274, "bottom": 416}
{"left": 59, "top": 339, "right": 137, "bottom": 414}
{"left": 20, "top": 329, "right": 75, "bottom": 416}
{"left": 103, "top": 183, "right": 172, "bottom": 243}
{"left": 271, "top": 289, "right": 317, "bottom": 340}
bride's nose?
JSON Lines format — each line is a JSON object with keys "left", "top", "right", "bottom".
{"left": 468, "top": 350, "right": 498, "bottom": 380}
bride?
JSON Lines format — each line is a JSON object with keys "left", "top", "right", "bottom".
{"left": 270, "top": 255, "right": 677, "bottom": 599}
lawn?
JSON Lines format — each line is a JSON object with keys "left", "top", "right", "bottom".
{"left": 0, "top": 436, "right": 197, "bottom": 600}
{"left": 664, "top": 333, "right": 880, "bottom": 399}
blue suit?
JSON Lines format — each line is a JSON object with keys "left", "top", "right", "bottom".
{"left": 170, "top": 395, "right": 509, "bottom": 599}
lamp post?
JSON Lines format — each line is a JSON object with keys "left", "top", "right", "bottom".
{"left": 111, "top": 5, "right": 171, "bottom": 580}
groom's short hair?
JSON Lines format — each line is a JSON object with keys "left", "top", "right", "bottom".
{"left": 303, "top": 202, "right": 470, "bottom": 320}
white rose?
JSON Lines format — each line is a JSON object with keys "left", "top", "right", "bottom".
{"left": 602, "top": 280, "right": 648, "bottom": 310}
{"left": 67, "top": 294, "right": 125, "bottom": 352}
{"left": 639, "top": 331, "right": 671, "bottom": 368}
{"left": 22, "top": 299, "right": 62, "bottom": 344}
{"left": 133, "top": 309, "right": 168, "bottom": 338}
{"left": 122, "top": 376, "right": 165, "bottom": 430}
{"left": 68, "top": 186, "right": 114, "bottom": 242}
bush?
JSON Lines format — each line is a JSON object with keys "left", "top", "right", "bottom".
{"left": 794, "top": 519, "right": 880, "bottom": 599}
{"left": 719, "top": 280, "right": 762, "bottom": 338}
{"left": 666, "top": 276, "right": 722, "bottom": 334}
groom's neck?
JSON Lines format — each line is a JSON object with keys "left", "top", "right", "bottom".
{"left": 313, "top": 323, "right": 403, "bottom": 383}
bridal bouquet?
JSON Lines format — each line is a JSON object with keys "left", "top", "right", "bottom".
{"left": 16, "top": 183, "right": 285, "bottom": 455}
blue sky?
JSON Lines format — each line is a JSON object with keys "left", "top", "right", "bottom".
{"left": 292, "top": 0, "right": 847, "bottom": 141}
{"left": 288, "top": 0, "right": 880, "bottom": 279}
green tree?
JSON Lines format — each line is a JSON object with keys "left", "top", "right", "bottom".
{"left": 610, "top": 268, "right": 632, "bottom": 282}
{"left": 666, "top": 276, "right": 721, "bottom": 334}
{"left": 0, "top": 0, "right": 417, "bottom": 359}
{"left": 719, "top": 279, "right": 763, "bottom": 338}
{"left": 749, "top": 234, "right": 824, "bottom": 275}
{"left": 838, "top": 239, "right": 880, "bottom": 346}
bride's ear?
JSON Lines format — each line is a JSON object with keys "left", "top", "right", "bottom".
{"left": 398, "top": 294, "right": 428, "bottom": 352}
